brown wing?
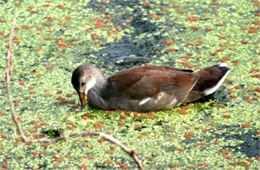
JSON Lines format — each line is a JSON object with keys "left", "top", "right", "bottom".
{"left": 104, "top": 66, "right": 198, "bottom": 103}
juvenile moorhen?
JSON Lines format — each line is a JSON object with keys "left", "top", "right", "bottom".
{"left": 71, "top": 63, "right": 230, "bottom": 112}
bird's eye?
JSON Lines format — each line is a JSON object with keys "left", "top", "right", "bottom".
{"left": 81, "top": 82, "right": 85, "bottom": 86}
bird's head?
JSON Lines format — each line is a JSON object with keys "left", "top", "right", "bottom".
{"left": 71, "top": 64, "right": 100, "bottom": 107}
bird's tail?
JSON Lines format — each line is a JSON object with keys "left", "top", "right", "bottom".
{"left": 184, "top": 63, "right": 230, "bottom": 103}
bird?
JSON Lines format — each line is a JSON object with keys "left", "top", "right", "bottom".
{"left": 71, "top": 63, "right": 230, "bottom": 112}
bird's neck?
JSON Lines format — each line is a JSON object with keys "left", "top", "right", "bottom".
{"left": 87, "top": 78, "right": 108, "bottom": 109}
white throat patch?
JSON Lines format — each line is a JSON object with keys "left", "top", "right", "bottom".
{"left": 85, "top": 77, "right": 96, "bottom": 95}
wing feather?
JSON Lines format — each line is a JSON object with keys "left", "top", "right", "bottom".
{"left": 104, "top": 66, "right": 198, "bottom": 102}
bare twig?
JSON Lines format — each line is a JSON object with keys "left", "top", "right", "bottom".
{"left": 6, "top": 13, "right": 27, "bottom": 141}
{"left": 5, "top": 14, "right": 143, "bottom": 169}
{"left": 28, "top": 131, "right": 143, "bottom": 169}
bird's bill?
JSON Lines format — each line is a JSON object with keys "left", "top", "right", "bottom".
{"left": 79, "top": 93, "right": 87, "bottom": 107}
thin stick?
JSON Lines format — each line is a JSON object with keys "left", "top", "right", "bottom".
{"left": 28, "top": 131, "right": 143, "bottom": 169}
{"left": 5, "top": 13, "right": 143, "bottom": 170}
{"left": 6, "top": 13, "right": 27, "bottom": 141}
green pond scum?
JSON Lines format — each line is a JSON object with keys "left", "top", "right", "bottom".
{"left": 0, "top": 0, "right": 259, "bottom": 169}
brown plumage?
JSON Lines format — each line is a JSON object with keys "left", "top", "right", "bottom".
{"left": 71, "top": 63, "right": 230, "bottom": 112}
